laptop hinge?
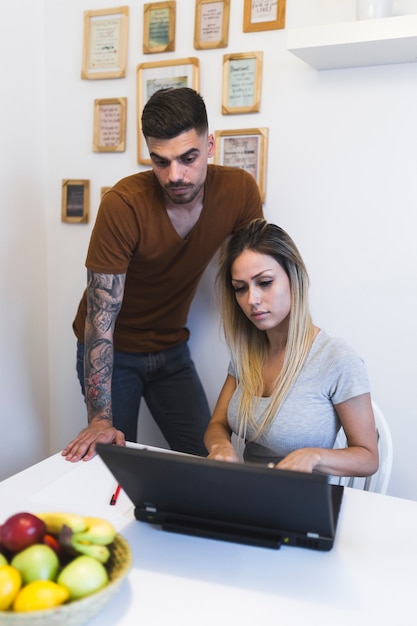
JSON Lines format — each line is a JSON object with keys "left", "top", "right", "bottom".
{"left": 136, "top": 507, "right": 282, "bottom": 549}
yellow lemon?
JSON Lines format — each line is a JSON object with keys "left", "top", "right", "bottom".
{"left": 0, "top": 564, "right": 22, "bottom": 610}
{"left": 13, "top": 580, "right": 69, "bottom": 612}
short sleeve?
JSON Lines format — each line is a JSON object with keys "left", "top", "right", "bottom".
{"left": 227, "top": 359, "right": 237, "bottom": 379}
{"left": 320, "top": 339, "right": 371, "bottom": 405}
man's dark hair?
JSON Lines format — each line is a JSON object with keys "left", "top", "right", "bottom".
{"left": 141, "top": 87, "right": 208, "bottom": 140}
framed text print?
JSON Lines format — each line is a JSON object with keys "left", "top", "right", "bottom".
{"left": 93, "top": 98, "right": 127, "bottom": 152}
{"left": 61, "top": 180, "right": 90, "bottom": 223}
{"left": 222, "top": 51, "right": 263, "bottom": 115}
{"left": 214, "top": 128, "right": 268, "bottom": 202}
{"left": 143, "top": 1, "right": 176, "bottom": 54}
{"left": 243, "top": 0, "right": 286, "bottom": 32}
{"left": 194, "top": 0, "right": 230, "bottom": 50}
{"left": 82, "top": 6, "right": 129, "bottom": 79}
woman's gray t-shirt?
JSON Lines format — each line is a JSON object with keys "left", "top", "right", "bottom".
{"left": 227, "top": 329, "right": 370, "bottom": 464}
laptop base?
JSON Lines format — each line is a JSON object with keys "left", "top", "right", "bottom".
{"left": 135, "top": 507, "right": 282, "bottom": 549}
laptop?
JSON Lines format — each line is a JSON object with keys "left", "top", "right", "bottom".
{"left": 96, "top": 444, "right": 344, "bottom": 551}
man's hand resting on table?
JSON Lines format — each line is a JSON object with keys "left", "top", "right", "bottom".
{"left": 61, "top": 419, "right": 126, "bottom": 462}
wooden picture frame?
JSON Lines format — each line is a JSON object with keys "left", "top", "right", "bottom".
{"left": 81, "top": 6, "right": 129, "bottom": 80}
{"left": 194, "top": 0, "right": 230, "bottom": 50}
{"left": 143, "top": 1, "right": 176, "bottom": 54}
{"left": 137, "top": 57, "right": 200, "bottom": 164}
{"left": 61, "top": 180, "right": 90, "bottom": 223}
{"left": 93, "top": 98, "right": 127, "bottom": 152}
{"left": 214, "top": 128, "right": 268, "bottom": 202}
{"left": 101, "top": 187, "right": 112, "bottom": 198}
{"left": 222, "top": 51, "right": 263, "bottom": 115}
{"left": 243, "top": 0, "right": 286, "bottom": 32}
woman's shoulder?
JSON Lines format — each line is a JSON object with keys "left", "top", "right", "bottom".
{"left": 307, "top": 330, "right": 370, "bottom": 400}
{"left": 311, "top": 329, "right": 364, "bottom": 366}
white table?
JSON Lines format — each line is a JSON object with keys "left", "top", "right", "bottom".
{"left": 1, "top": 445, "right": 416, "bottom": 625}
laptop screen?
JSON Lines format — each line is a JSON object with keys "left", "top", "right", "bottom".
{"left": 96, "top": 444, "right": 343, "bottom": 551}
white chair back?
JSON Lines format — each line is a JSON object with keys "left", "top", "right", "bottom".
{"left": 333, "top": 400, "right": 393, "bottom": 494}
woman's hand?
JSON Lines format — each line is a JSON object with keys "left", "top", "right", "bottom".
{"left": 207, "top": 442, "right": 240, "bottom": 463}
{"left": 275, "top": 448, "right": 322, "bottom": 473}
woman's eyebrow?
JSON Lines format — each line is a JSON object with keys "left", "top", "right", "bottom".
{"left": 232, "top": 270, "right": 273, "bottom": 282}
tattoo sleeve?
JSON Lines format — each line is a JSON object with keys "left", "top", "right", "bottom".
{"left": 84, "top": 271, "right": 126, "bottom": 424}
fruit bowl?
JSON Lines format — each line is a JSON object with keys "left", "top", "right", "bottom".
{"left": 0, "top": 534, "right": 131, "bottom": 626}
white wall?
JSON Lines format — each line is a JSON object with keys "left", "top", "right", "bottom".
{"left": 2, "top": 0, "right": 417, "bottom": 500}
{"left": 0, "top": 1, "right": 50, "bottom": 479}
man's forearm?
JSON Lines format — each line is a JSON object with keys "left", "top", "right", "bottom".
{"left": 84, "top": 271, "right": 125, "bottom": 425}
{"left": 84, "top": 324, "right": 113, "bottom": 424}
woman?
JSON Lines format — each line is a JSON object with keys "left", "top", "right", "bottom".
{"left": 204, "top": 219, "right": 379, "bottom": 477}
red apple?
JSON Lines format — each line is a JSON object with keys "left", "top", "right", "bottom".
{"left": 0, "top": 512, "right": 46, "bottom": 553}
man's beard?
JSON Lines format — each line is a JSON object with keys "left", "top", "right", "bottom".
{"left": 164, "top": 182, "right": 203, "bottom": 205}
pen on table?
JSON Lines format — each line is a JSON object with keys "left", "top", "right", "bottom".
{"left": 110, "top": 484, "right": 121, "bottom": 506}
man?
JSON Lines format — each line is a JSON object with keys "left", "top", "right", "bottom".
{"left": 62, "top": 87, "right": 263, "bottom": 462}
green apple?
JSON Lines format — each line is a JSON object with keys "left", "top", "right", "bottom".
{"left": 0, "top": 553, "right": 7, "bottom": 566}
{"left": 57, "top": 555, "right": 108, "bottom": 600}
{"left": 11, "top": 544, "right": 59, "bottom": 584}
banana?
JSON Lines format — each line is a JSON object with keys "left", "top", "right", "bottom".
{"left": 36, "top": 513, "right": 116, "bottom": 563}
{"left": 71, "top": 516, "right": 116, "bottom": 546}
{"left": 36, "top": 512, "right": 87, "bottom": 535}
{"left": 70, "top": 539, "right": 111, "bottom": 563}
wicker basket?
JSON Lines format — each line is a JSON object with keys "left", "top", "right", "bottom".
{"left": 0, "top": 534, "right": 132, "bottom": 626}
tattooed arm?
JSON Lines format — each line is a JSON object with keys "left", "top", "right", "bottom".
{"left": 62, "top": 271, "right": 127, "bottom": 462}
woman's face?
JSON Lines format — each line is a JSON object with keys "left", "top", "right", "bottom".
{"left": 231, "top": 249, "right": 291, "bottom": 332}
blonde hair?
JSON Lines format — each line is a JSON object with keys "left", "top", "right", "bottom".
{"left": 216, "top": 219, "right": 315, "bottom": 441}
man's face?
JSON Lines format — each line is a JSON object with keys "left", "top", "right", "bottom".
{"left": 146, "top": 129, "right": 215, "bottom": 206}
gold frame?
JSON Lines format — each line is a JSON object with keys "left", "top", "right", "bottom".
{"left": 137, "top": 57, "right": 200, "bottom": 164}
{"left": 243, "top": 0, "right": 286, "bottom": 32}
{"left": 214, "top": 128, "right": 268, "bottom": 202}
{"left": 61, "top": 180, "right": 90, "bottom": 223}
{"left": 222, "top": 51, "right": 263, "bottom": 115}
{"left": 93, "top": 98, "right": 127, "bottom": 152}
{"left": 81, "top": 6, "right": 129, "bottom": 80}
{"left": 101, "top": 187, "right": 112, "bottom": 198}
{"left": 194, "top": 0, "right": 230, "bottom": 50}
{"left": 143, "top": 2, "right": 176, "bottom": 54}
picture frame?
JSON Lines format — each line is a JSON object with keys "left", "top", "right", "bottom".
{"left": 101, "top": 187, "right": 112, "bottom": 198}
{"left": 243, "top": 0, "right": 286, "bottom": 32}
{"left": 93, "top": 98, "right": 127, "bottom": 152}
{"left": 137, "top": 57, "right": 200, "bottom": 164}
{"left": 143, "top": 1, "right": 176, "bottom": 54}
{"left": 222, "top": 51, "right": 263, "bottom": 115}
{"left": 194, "top": 0, "right": 230, "bottom": 50}
{"left": 214, "top": 128, "right": 268, "bottom": 202}
{"left": 61, "top": 180, "right": 90, "bottom": 223}
{"left": 81, "top": 6, "right": 129, "bottom": 80}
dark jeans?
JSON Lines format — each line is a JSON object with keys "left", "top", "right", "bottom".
{"left": 76, "top": 341, "right": 210, "bottom": 456}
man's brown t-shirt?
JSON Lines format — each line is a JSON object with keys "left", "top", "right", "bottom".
{"left": 73, "top": 165, "right": 263, "bottom": 352}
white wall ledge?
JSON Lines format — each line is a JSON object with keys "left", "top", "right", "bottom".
{"left": 287, "top": 14, "right": 417, "bottom": 70}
